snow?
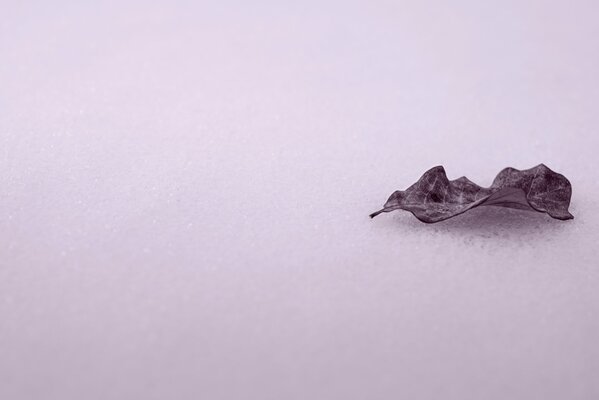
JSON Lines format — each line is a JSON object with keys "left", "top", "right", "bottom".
{"left": 1, "top": 1, "right": 598, "bottom": 399}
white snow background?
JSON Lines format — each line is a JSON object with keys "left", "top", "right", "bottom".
{"left": 1, "top": 1, "right": 599, "bottom": 399}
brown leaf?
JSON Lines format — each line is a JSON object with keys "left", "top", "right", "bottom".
{"left": 370, "top": 164, "right": 573, "bottom": 223}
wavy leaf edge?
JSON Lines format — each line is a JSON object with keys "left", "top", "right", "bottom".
{"left": 370, "top": 164, "right": 573, "bottom": 223}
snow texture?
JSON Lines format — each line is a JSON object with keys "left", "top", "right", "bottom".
{"left": 1, "top": 1, "right": 599, "bottom": 399}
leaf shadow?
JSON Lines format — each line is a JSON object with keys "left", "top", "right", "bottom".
{"left": 397, "top": 205, "right": 573, "bottom": 241}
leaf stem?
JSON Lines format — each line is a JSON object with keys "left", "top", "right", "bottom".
{"left": 369, "top": 209, "right": 385, "bottom": 219}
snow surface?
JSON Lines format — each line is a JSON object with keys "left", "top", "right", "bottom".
{"left": 1, "top": 1, "right": 599, "bottom": 399}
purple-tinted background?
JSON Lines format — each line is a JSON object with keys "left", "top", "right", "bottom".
{"left": 1, "top": 1, "right": 599, "bottom": 399}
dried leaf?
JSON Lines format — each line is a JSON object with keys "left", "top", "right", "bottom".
{"left": 370, "top": 164, "right": 573, "bottom": 223}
